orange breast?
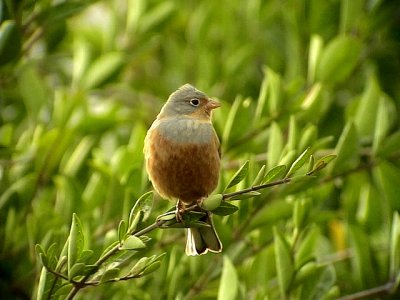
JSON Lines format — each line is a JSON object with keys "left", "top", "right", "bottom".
{"left": 145, "top": 125, "right": 220, "bottom": 205}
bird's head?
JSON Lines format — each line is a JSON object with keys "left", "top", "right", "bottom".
{"left": 158, "top": 84, "right": 220, "bottom": 120}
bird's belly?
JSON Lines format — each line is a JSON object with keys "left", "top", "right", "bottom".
{"left": 145, "top": 130, "right": 220, "bottom": 205}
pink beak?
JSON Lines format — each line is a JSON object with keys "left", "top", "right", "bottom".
{"left": 206, "top": 99, "right": 221, "bottom": 110}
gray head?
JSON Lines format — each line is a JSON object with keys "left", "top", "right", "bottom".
{"left": 158, "top": 84, "right": 220, "bottom": 120}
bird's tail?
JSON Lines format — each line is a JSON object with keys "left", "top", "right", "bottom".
{"left": 185, "top": 211, "right": 222, "bottom": 256}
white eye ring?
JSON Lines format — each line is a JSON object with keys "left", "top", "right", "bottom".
{"left": 190, "top": 98, "right": 200, "bottom": 107}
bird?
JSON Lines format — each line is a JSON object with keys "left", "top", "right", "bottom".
{"left": 144, "top": 84, "right": 222, "bottom": 256}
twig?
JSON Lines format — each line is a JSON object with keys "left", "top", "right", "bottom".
{"left": 65, "top": 218, "right": 169, "bottom": 299}
{"left": 223, "top": 178, "right": 291, "bottom": 200}
{"left": 336, "top": 282, "right": 396, "bottom": 300}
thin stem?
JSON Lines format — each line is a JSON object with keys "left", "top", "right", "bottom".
{"left": 66, "top": 217, "right": 170, "bottom": 299}
{"left": 223, "top": 178, "right": 291, "bottom": 200}
{"left": 336, "top": 282, "right": 395, "bottom": 300}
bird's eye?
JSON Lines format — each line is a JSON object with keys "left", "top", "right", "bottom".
{"left": 190, "top": 98, "right": 200, "bottom": 107}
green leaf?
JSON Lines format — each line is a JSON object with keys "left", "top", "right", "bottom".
{"left": 340, "top": 0, "right": 363, "bottom": 33}
{"left": 307, "top": 154, "right": 315, "bottom": 174}
{"left": 110, "top": 146, "right": 135, "bottom": 184}
{"left": 138, "top": 1, "right": 175, "bottom": 33}
{"left": 390, "top": 213, "right": 400, "bottom": 278}
{"left": 279, "top": 150, "right": 297, "bottom": 167}
{"left": 249, "top": 201, "right": 292, "bottom": 230}
{"left": 18, "top": 64, "right": 48, "bottom": 120}
{"left": 77, "top": 250, "right": 94, "bottom": 264}
{"left": 309, "top": 154, "right": 337, "bottom": 175}
{"left": 288, "top": 115, "right": 298, "bottom": 152}
{"left": 100, "top": 268, "right": 120, "bottom": 283}
{"left": 274, "top": 227, "right": 294, "bottom": 297}
{"left": 54, "top": 284, "right": 73, "bottom": 297}
{"left": 312, "top": 136, "right": 334, "bottom": 152}
{"left": 156, "top": 210, "right": 177, "bottom": 222}
{"left": 129, "top": 257, "right": 151, "bottom": 276}
{"left": 118, "top": 220, "right": 127, "bottom": 244}
{"left": 264, "top": 165, "right": 287, "bottom": 183}
{"left": 218, "top": 256, "right": 238, "bottom": 300}
{"left": 316, "top": 35, "right": 362, "bottom": 83}
{"left": 0, "top": 173, "right": 36, "bottom": 210}
{"left": 68, "top": 214, "right": 84, "bottom": 277}
{"left": 300, "top": 84, "right": 323, "bottom": 117}
{"left": 268, "top": 122, "right": 283, "bottom": 168}
{"left": 119, "top": 235, "right": 146, "bottom": 250}
{"left": 0, "top": 124, "right": 13, "bottom": 146}
{"left": 293, "top": 198, "right": 308, "bottom": 231}
{"left": 374, "top": 161, "right": 400, "bottom": 211}
{"left": 35, "top": 244, "right": 47, "bottom": 263}
{"left": 307, "top": 35, "right": 324, "bottom": 83}
{"left": 62, "top": 136, "right": 96, "bottom": 177}
{"left": 82, "top": 52, "right": 125, "bottom": 89}
{"left": 38, "top": 253, "right": 48, "bottom": 269}
{"left": 255, "top": 75, "right": 269, "bottom": 122}
{"left": 128, "top": 191, "right": 153, "bottom": 232}
{"left": 222, "top": 96, "right": 242, "bottom": 147}
{"left": 0, "top": 20, "right": 21, "bottom": 65}
{"left": 252, "top": 165, "right": 266, "bottom": 186}
{"left": 299, "top": 265, "right": 336, "bottom": 300}
{"left": 83, "top": 265, "right": 99, "bottom": 276}
{"left": 373, "top": 96, "right": 395, "bottom": 155}
{"left": 183, "top": 210, "right": 207, "bottom": 223}
{"left": 354, "top": 72, "right": 380, "bottom": 138}
{"left": 377, "top": 130, "right": 400, "bottom": 157}
{"left": 348, "top": 225, "right": 376, "bottom": 288}
{"left": 330, "top": 122, "right": 359, "bottom": 175}
{"left": 293, "top": 262, "right": 317, "bottom": 286}
{"left": 212, "top": 201, "right": 239, "bottom": 216}
{"left": 298, "top": 124, "right": 318, "bottom": 151}
{"left": 200, "top": 194, "right": 223, "bottom": 211}
{"left": 295, "top": 226, "right": 319, "bottom": 268}
{"left": 68, "top": 263, "right": 85, "bottom": 280}
{"left": 225, "top": 160, "right": 249, "bottom": 190}
{"left": 266, "top": 67, "right": 282, "bottom": 115}
{"left": 141, "top": 261, "right": 162, "bottom": 276}
{"left": 36, "top": 267, "right": 48, "bottom": 300}
{"left": 286, "top": 147, "right": 311, "bottom": 178}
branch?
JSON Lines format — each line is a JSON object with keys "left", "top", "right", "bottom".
{"left": 336, "top": 282, "right": 397, "bottom": 300}
{"left": 182, "top": 154, "right": 396, "bottom": 299}
{"left": 66, "top": 218, "right": 169, "bottom": 299}
{"left": 223, "top": 178, "right": 291, "bottom": 200}
{"left": 64, "top": 176, "right": 292, "bottom": 299}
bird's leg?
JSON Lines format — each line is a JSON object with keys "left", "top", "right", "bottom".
{"left": 196, "top": 197, "right": 206, "bottom": 209}
{"left": 175, "top": 200, "right": 185, "bottom": 224}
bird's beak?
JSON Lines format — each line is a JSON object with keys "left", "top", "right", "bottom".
{"left": 206, "top": 99, "right": 221, "bottom": 110}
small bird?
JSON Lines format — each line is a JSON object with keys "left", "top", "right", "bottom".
{"left": 144, "top": 84, "right": 222, "bottom": 256}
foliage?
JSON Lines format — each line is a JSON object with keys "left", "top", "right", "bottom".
{"left": 1, "top": 0, "right": 400, "bottom": 299}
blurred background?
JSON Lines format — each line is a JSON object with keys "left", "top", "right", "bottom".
{"left": 1, "top": 0, "right": 400, "bottom": 299}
